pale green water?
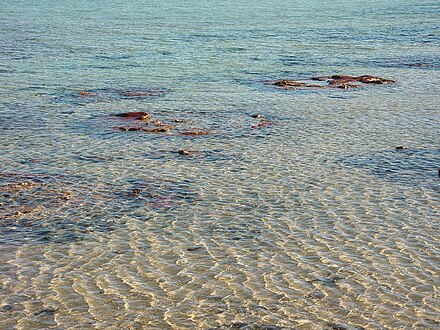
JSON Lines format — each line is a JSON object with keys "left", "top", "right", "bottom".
{"left": 1, "top": 1, "right": 439, "bottom": 329}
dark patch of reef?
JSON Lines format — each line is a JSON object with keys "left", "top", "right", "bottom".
{"left": 267, "top": 74, "right": 395, "bottom": 90}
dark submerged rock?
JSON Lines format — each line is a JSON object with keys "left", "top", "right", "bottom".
{"left": 121, "top": 91, "right": 156, "bottom": 97}
{"left": 181, "top": 130, "right": 210, "bottom": 136}
{"left": 76, "top": 88, "right": 169, "bottom": 102}
{"left": 207, "top": 323, "right": 284, "bottom": 330}
{"left": 187, "top": 246, "right": 203, "bottom": 251}
{"left": 259, "top": 326, "right": 282, "bottom": 330}
{"left": 177, "top": 150, "right": 205, "bottom": 157}
{"left": 310, "top": 275, "right": 343, "bottom": 287}
{"left": 178, "top": 150, "right": 192, "bottom": 156}
{"left": 34, "top": 307, "right": 57, "bottom": 316}
{"left": 120, "top": 89, "right": 169, "bottom": 98}
{"left": 328, "top": 323, "right": 366, "bottom": 330}
{"left": 114, "top": 125, "right": 174, "bottom": 133}
{"left": 1, "top": 304, "right": 14, "bottom": 312}
{"left": 114, "top": 126, "right": 148, "bottom": 132}
{"left": 171, "top": 118, "right": 189, "bottom": 123}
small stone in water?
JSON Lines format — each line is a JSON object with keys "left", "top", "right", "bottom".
{"left": 34, "top": 306, "right": 57, "bottom": 316}
{"left": 178, "top": 150, "right": 203, "bottom": 157}
{"left": 114, "top": 126, "right": 148, "bottom": 132}
{"left": 260, "top": 326, "right": 282, "bottom": 330}
{"left": 130, "top": 189, "right": 142, "bottom": 197}
{"left": 231, "top": 322, "right": 251, "bottom": 330}
{"left": 171, "top": 118, "right": 189, "bottom": 123}
{"left": 187, "top": 246, "right": 203, "bottom": 251}
{"left": 1, "top": 304, "right": 14, "bottom": 312}
{"left": 79, "top": 91, "right": 98, "bottom": 96}
{"left": 60, "top": 191, "right": 72, "bottom": 200}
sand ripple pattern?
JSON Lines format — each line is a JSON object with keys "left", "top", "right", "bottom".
{"left": 1, "top": 0, "right": 440, "bottom": 329}
{"left": 1, "top": 154, "right": 439, "bottom": 329}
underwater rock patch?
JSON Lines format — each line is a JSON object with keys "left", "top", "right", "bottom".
{"left": 0, "top": 172, "right": 123, "bottom": 244}
{"left": 112, "top": 111, "right": 151, "bottom": 121}
{"left": 313, "top": 74, "right": 395, "bottom": 85}
{"left": 328, "top": 323, "right": 366, "bottom": 330}
{"left": 207, "top": 323, "right": 283, "bottom": 330}
{"left": 77, "top": 88, "right": 169, "bottom": 100}
{"left": 114, "top": 125, "right": 175, "bottom": 133}
{"left": 267, "top": 74, "right": 395, "bottom": 90}
{"left": 120, "top": 178, "right": 201, "bottom": 210}
{"left": 337, "top": 147, "right": 440, "bottom": 184}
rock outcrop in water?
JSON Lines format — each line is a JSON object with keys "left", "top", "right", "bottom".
{"left": 110, "top": 111, "right": 213, "bottom": 136}
{"left": 312, "top": 74, "right": 395, "bottom": 85}
{"left": 113, "top": 111, "right": 151, "bottom": 121}
{"left": 267, "top": 74, "right": 395, "bottom": 90}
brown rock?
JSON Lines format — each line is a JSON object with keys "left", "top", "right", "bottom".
{"left": 153, "top": 118, "right": 169, "bottom": 126}
{"left": 252, "top": 121, "right": 276, "bottom": 128}
{"left": 146, "top": 125, "right": 175, "bottom": 133}
{"left": 272, "top": 80, "right": 307, "bottom": 87}
{"left": 79, "top": 91, "right": 99, "bottom": 96}
{"left": 357, "top": 75, "right": 395, "bottom": 84}
{"left": 270, "top": 79, "right": 325, "bottom": 89}
{"left": 308, "top": 74, "right": 395, "bottom": 87}
{"left": 113, "top": 112, "right": 151, "bottom": 121}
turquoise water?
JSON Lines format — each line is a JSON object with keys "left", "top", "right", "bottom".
{"left": 1, "top": 1, "right": 439, "bottom": 329}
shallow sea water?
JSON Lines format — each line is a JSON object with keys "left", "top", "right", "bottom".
{"left": 1, "top": 0, "right": 439, "bottom": 329}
